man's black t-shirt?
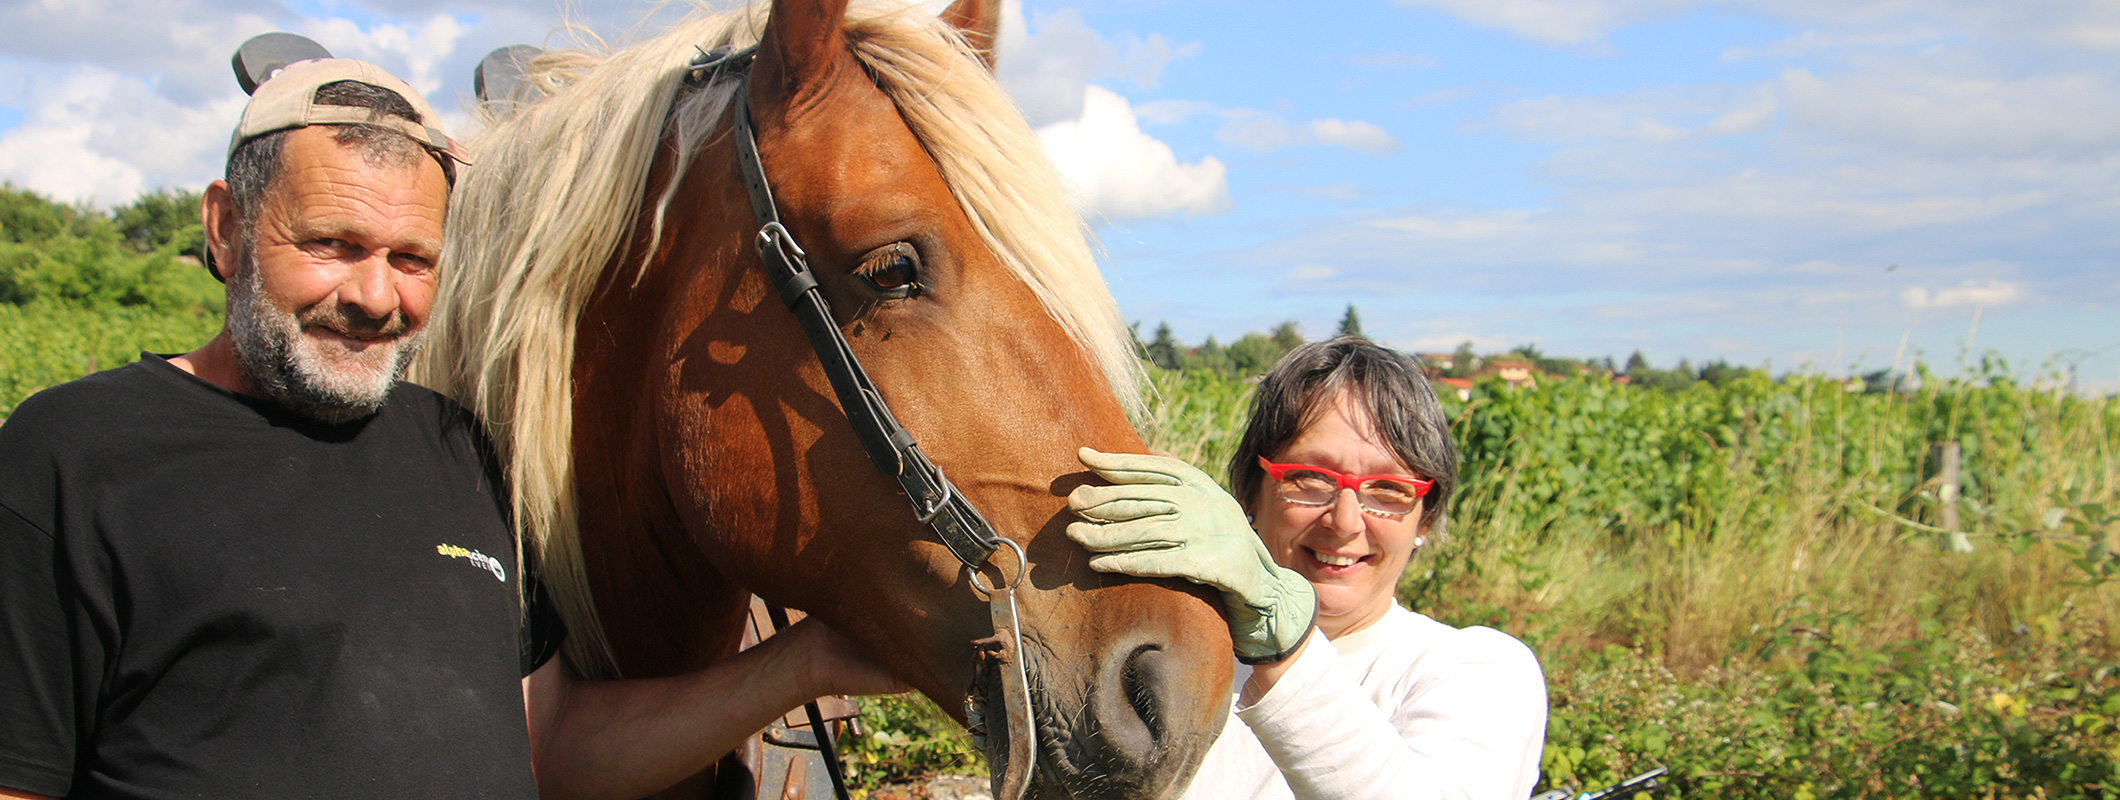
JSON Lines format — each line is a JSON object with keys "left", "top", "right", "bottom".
{"left": 0, "top": 355, "right": 561, "bottom": 799}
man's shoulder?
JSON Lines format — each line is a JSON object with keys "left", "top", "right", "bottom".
{"left": 1, "top": 359, "right": 176, "bottom": 449}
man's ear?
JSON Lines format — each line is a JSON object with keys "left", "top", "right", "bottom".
{"left": 199, "top": 180, "right": 238, "bottom": 283}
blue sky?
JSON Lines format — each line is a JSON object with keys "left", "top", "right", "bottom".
{"left": 3, "top": 0, "right": 2115, "bottom": 389}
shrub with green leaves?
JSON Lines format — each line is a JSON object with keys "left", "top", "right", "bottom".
{"left": 0, "top": 301, "right": 225, "bottom": 418}
{"left": 0, "top": 184, "right": 219, "bottom": 311}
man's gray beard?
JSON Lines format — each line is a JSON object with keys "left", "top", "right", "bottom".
{"left": 225, "top": 248, "right": 427, "bottom": 424}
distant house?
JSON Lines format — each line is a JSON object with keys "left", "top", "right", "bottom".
{"left": 1482, "top": 359, "right": 1540, "bottom": 389}
{"left": 1415, "top": 352, "right": 1456, "bottom": 372}
{"left": 1434, "top": 376, "right": 1473, "bottom": 401}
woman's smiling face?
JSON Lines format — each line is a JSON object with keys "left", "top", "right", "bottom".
{"left": 1249, "top": 390, "right": 1426, "bottom": 639}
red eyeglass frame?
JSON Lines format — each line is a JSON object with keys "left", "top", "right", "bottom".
{"left": 1256, "top": 456, "right": 1434, "bottom": 498}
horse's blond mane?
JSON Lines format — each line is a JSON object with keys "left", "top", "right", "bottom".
{"left": 416, "top": 2, "right": 1143, "bottom": 677}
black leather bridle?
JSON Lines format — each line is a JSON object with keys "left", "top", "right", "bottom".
{"left": 684, "top": 45, "right": 1037, "bottom": 800}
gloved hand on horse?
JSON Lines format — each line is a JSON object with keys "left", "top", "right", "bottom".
{"left": 1066, "top": 447, "right": 1315, "bottom": 664}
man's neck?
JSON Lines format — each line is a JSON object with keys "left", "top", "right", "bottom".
{"left": 168, "top": 332, "right": 256, "bottom": 396}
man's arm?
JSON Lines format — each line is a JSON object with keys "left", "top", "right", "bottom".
{"left": 521, "top": 617, "right": 908, "bottom": 800}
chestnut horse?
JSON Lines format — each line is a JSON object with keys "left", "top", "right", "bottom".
{"left": 416, "top": 0, "right": 1232, "bottom": 796}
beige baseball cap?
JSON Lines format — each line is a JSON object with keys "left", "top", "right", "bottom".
{"left": 228, "top": 58, "right": 470, "bottom": 165}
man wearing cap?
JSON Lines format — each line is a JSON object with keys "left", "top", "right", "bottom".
{"left": 0, "top": 56, "right": 897, "bottom": 800}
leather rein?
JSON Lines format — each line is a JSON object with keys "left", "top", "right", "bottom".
{"left": 683, "top": 46, "right": 1038, "bottom": 800}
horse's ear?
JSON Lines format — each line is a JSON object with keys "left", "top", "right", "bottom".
{"left": 759, "top": 0, "right": 852, "bottom": 93}
{"left": 941, "top": 0, "right": 1001, "bottom": 72}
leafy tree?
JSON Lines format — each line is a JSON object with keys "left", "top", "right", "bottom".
{"left": 1447, "top": 341, "right": 1479, "bottom": 378}
{"left": 1624, "top": 350, "right": 1649, "bottom": 374}
{"left": 111, "top": 188, "right": 205, "bottom": 258}
{"left": 1, "top": 184, "right": 91, "bottom": 245}
{"left": 1269, "top": 320, "right": 1302, "bottom": 352}
{"left": 1335, "top": 304, "right": 1364, "bottom": 340}
{"left": 1698, "top": 359, "right": 1758, "bottom": 387}
{"left": 1145, "top": 321, "right": 1182, "bottom": 370}
{"left": 1228, "top": 332, "right": 1282, "bottom": 376}
{"left": 1190, "top": 335, "right": 1233, "bottom": 374}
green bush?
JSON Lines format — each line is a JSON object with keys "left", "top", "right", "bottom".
{"left": 0, "top": 184, "right": 219, "bottom": 311}
{"left": 842, "top": 694, "right": 985, "bottom": 792}
{"left": 0, "top": 301, "right": 224, "bottom": 418}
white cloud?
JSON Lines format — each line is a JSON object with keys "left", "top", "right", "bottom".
{"left": 1780, "top": 64, "right": 2120, "bottom": 160}
{"left": 1133, "top": 99, "right": 1216, "bottom": 125}
{"left": 0, "top": 2, "right": 484, "bottom": 207}
{"left": 1112, "top": 31, "right": 1202, "bottom": 90}
{"left": 306, "top": 14, "right": 470, "bottom": 101}
{"left": 1398, "top": 332, "right": 1519, "bottom": 352}
{"left": 996, "top": 7, "right": 1201, "bottom": 128}
{"left": 1369, "top": 209, "right": 1543, "bottom": 239}
{"left": 1309, "top": 119, "right": 1402, "bottom": 154}
{"left": 1388, "top": 0, "right": 1694, "bottom": 49}
{"left": 1346, "top": 52, "right": 1439, "bottom": 68}
{"left": 1297, "top": 183, "right": 1369, "bottom": 201}
{"left": 1287, "top": 263, "right": 1339, "bottom": 281}
{"left": 1217, "top": 111, "right": 1403, "bottom": 154}
{"left": 1394, "top": 0, "right": 2120, "bottom": 53}
{"left": 1489, "top": 85, "right": 1772, "bottom": 143}
{"left": 1721, "top": 28, "right": 1947, "bottom": 62}
{"left": 1698, "top": 88, "right": 1778, "bottom": 137}
{"left": 1216, "top": 111, "right": 1297, "bottom": 152}
{"left": 0, "top": 67, "right": 245, "bottom": 205}
{"left": 0, "top": 0, "right": 278, "bottom": 103}
{"left": 1037, "top": 85, "right": 1230, "bottom": 221}
{"left": 1902, "top": 280, "right": 2027, "bottom": 309}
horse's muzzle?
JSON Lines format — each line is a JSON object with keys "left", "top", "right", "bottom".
{"left": 973, "top": 624, "right": 1227, "bottom": 799}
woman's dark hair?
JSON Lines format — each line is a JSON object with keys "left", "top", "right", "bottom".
{"left": 1227, "top": 336, "right": 1459, "bottom": 537}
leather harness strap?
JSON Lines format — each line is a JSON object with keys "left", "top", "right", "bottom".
{"left": 701, "top": 46, "right": 1003, "bottom": 571}
{"left": 683, "top": 45, "right": 1037, "bottom": 800}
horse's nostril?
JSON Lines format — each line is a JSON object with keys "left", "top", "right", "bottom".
{"left": 1121, "top": 645, "right": 1168, "bottom": 746}
{"left": 1080, "top": 640, "right": 1176, "bottom": 783}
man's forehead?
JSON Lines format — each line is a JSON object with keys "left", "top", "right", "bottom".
{"left": 270, "top": 128, "right": 448, "bottom": 204}
{"left": 263, "top": 128, "right": 448, "bottom": 242}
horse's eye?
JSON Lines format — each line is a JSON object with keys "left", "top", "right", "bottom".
{"left": 856, "top": 244, "right": 922, "bottom": 298}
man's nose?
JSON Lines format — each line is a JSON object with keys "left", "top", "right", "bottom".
{"left": 338, "top": 252, "right": 401, "bottom": 322}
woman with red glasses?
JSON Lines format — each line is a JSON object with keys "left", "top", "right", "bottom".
{"left": 1069, "top": 336, "right": 1546, "bottom": 799}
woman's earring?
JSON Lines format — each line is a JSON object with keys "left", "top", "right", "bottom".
{"left": 1413, "top": 535, "right": 1427, "bottom": 549}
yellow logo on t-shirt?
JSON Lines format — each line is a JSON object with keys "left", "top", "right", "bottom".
{"left": 436, "top": 543, "right": 508, "bottom": 582}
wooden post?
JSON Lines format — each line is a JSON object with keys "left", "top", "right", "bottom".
{"left": 1935, "top": 442, "right": 1974, "bottom": 553}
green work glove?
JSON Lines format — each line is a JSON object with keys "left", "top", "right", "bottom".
{"left": 1066, "top": 447, "right": 1315, "bottom": 664}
